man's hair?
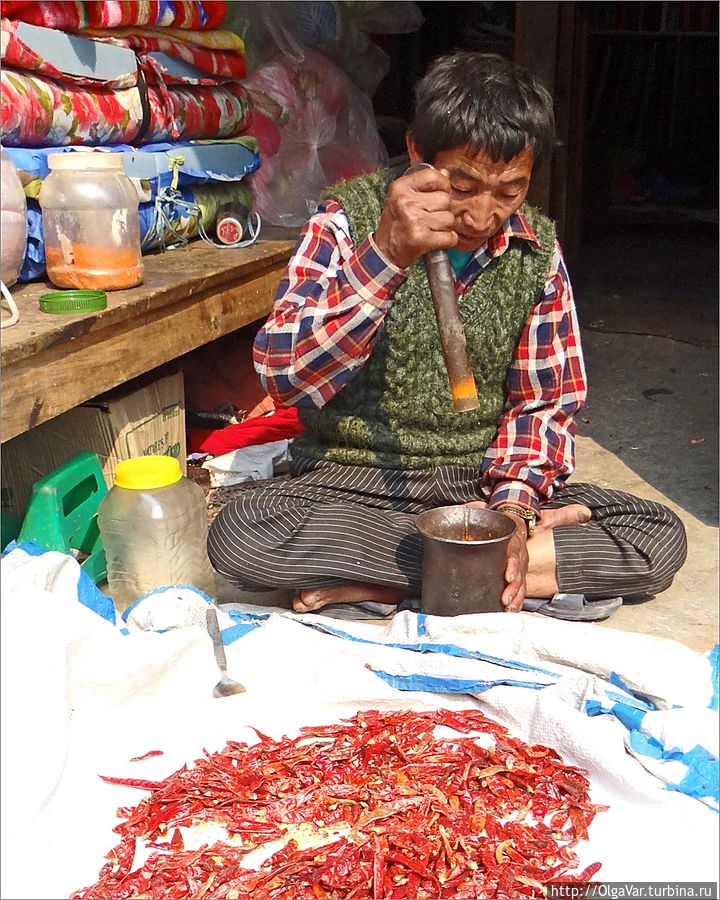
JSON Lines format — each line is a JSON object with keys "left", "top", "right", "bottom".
{"left": 408, "top": 51, "right": 556, "bottom": 169}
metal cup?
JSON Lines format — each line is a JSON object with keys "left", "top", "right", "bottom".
{"left": 416, "top": 505, "right": 516, "bottom": 616}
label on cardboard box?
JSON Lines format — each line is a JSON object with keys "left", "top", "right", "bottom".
{"left": 1, "top": 371, "right": 186, "bottom": 516}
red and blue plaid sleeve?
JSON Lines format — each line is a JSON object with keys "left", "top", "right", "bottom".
{"left": 482, "top": 244, "right": 587, "bottom": 511}
{"left": 253, "top": 200, "right": 406, "bottom": 409}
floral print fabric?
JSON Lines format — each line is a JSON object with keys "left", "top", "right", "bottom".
{"left": 0, "top": 17, "right": 139, "bottom": 88}
{"left": 79, "top": 29, "right": 247, "bottom": 82}
{"left": 1, "top": 67, "right": 250, "bottom": 146}
{"left": 0, "top": 18, "right": 245, "bottom": 86}
{"left": 0, "top": 1, "right": 226, "bottom": 31}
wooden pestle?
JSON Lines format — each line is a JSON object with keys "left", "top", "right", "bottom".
{"left": 405, "top": 163, "right": 480, "bottom": 413}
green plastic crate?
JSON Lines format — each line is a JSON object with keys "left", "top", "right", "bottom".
{"left": 17, "top": 450, "right": 108, "bottom": 583}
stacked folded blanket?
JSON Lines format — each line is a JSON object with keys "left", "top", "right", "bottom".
{"left": 0, "top": 1, "right": 227, "bottom": 30}
{"left": 0, "top": 0, "right": 264, "bottom": 280}
{"left": 0, "top": 11, "right": 251, "bottom": 147}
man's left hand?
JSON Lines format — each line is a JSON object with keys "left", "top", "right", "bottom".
{"left": 464, "top": 501, "right": 528, "bottom": 612}
{"left": 499, "top": 512, "right": 529, "bottom": 611}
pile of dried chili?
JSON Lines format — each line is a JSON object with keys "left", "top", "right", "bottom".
{"left": 72, "top": 709, "right": 605, "bottom": 899}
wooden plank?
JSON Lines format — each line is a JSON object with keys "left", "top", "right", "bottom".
{"left": 1, "top": 232, "right": 298, "bottom": 443}
{"left": 2, "top": 228, "right": 297, "bottom": 365}
{"left": 1, "top": 264, "right": 286, "bottom": 442}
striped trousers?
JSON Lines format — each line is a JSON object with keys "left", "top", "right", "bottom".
{"left": 207, "top": 455, "right": 688, "bottom": 600}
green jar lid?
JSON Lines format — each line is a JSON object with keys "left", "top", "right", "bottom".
{"left": 39, "top": 290, "right": 107, "bottom": 314}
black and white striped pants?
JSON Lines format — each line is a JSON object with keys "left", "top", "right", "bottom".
{"left": 207, "top": 456, "right": 687, "bottom": 600}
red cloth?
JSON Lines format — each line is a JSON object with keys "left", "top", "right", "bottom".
{"left": 188, "top": 406, "right": 304, "bottom": 457}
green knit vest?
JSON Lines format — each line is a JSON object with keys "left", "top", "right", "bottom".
{"left": 294, "top": 166, "right": 556, "bottom": 468}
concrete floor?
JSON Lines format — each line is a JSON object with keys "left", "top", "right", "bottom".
{"left": 571, "top": 210, "right": 718, "bottom": 652}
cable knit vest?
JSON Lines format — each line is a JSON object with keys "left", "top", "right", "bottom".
{"left": 294, "top": 166, "right": 556, "bottom": 469}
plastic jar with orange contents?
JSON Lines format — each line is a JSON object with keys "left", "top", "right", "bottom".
{"left": 40, "top": 152, "right": 143, "bottom": 291}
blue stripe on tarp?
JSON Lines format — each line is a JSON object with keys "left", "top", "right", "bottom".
{"left": 672, "top": 745, "right": 720, "bottom": 808}
{"left": 609, "top": 671, "right": 657, "bottom": 710}
{"left": 120, "top": 590, "right": 270, "bottom": 641}
{"left": 221, "top": 611, "right": 270, "bottom": 645}
{"left": 585, "top": 699, "right": 647, "bottom": 731}
{"left": 627, "top": 728, "right": 665, "bottom": 759}
{"left": 227, "top": 610, "right": 271, "bottom": 625}
{"left": 371, "top": 669, "right": 548, "bottom": 694}
{"left": 2, "top": 542, "right": 116, "bottom": 624}
{"left": 627, "top": 732, "right": 720, "bottom": 811}
{"left": 416, "top": 613, "right": 428, "bottom": 637}
{"left": 221, "top": 621, "right": 263, "bottom": 644}
{"left": 3, "top": 539, "right": 47, "bottom": 559}
{"left": 709, "top": 645, "right": 719, "bottom": 711}
{"left": 586, "top": 699, "right": 719, "bottom": 810}
{"left": 75, "top": 561, "right": 116, "bottom": 625}
{"left": 605, "top": 689, "right": 655, "bottom": 712}
{"left": 300, "top": 619, "right": 560, "bottom": 680}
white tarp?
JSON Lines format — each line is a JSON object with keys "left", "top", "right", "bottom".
{"left": 1, "top": 544, "right": 718, "bottom": 898}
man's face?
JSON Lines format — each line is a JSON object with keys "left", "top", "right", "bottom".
{"left": 408, "top": 140, "right": 534, "bottom": 251}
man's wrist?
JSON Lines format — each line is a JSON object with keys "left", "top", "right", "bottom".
{"left": 495, "top": 503, "right": 536, "bottom": 538}
{"left": 368, "top": 231, "right": 408, "bottom": 274}
{"left": 346, "top": 234, "right": 407, "bottom": 306}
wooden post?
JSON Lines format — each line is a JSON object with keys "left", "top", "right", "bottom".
{"left": 514, "top": 2, "right": 589, "bottom": 259}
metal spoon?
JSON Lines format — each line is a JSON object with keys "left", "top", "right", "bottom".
{"left": 205, "top": 605, "right": 246, "bottom": 698}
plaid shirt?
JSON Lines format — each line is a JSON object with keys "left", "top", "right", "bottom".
{"left": 254, "top": 200, "right": 587, "bottom": 512}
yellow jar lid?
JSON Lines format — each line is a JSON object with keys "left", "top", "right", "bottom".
{"left": 114, "top": 456, "right": 182, "bottom": 490}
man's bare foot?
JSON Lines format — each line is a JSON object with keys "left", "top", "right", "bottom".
{"left": 293, "top": 583, "right": 406, "bottom": 613}
{"left": 537, "top": 503, "right": 592, "bottom": 532}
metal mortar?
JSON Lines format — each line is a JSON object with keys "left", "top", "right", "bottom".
{"left": 416, "top": 506, "right": 516, "bottom": 616}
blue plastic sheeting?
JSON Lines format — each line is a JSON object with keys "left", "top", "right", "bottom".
{"left": 221, "top": 612, "right": 270, "bottom": 645}
{"left": 586, "top": 697, "right": 719, "bottom": 810}
{"left": 608, "top": 670, "right": 657, "bottom": 711}
{"left": 371, "top": 668, "right": 549, "bottom": 695}
{"left": 5, "top": 141, "right": 259, "bottom": 187}
{"left": 300, "top": 617, "right": 561, "bottom": 680}
{"left": 709, "top": 645, "right": 719, "bottom": 711}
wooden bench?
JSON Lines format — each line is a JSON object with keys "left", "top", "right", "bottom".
{"left": 1, "top": 228, "right": 297, "bottom": 443}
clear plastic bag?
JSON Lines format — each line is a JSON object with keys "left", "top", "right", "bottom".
{"left": 1, "top": 147, "right": 28, "bottom": 288}
{"left": 321, "top": 1, "right": 425, "bottom": 95}
{"left": 226, "top": 1, "right": 423, "bottom": 97}
{"left": 244, "top": 49, "right": 388, "bottom": 226}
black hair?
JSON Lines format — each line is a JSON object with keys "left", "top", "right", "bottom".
{"left": 408, "top": 51, "right": 556, "bottom": 170}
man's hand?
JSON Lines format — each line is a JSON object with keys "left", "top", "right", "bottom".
{"left": 464, "top": 500, "right": 527, "bottom": 612}
{"left": 373, "top": 167, "right": 457, "bottom": 270}
{"left": 498, "top": 512, "right": 529, "bottom": 611}
{"left": 464, "top": 501, "right": 591, "bottom": 612}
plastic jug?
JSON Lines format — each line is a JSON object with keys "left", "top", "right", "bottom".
{"left": 39, "top": 152, "right": 143, "bottom": 291}
{"left": 97, "top": 456, "right": 215, "bottom": 613}
{"left": 1, "top": 147, "right": 27, "bottom": 287}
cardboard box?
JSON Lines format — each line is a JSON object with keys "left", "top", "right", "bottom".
{"left": 1, "top": 370, "right": 186, "bottom": 516}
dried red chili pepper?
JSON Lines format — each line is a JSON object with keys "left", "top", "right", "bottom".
{"left": 130, "top": 750, "right": 165, "bottom": 762}
{"left": 73, "top": 709, "right": 606, "bottom": 899}
{"left": 99, "top": 775, "right": 168, "bottom": 791}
